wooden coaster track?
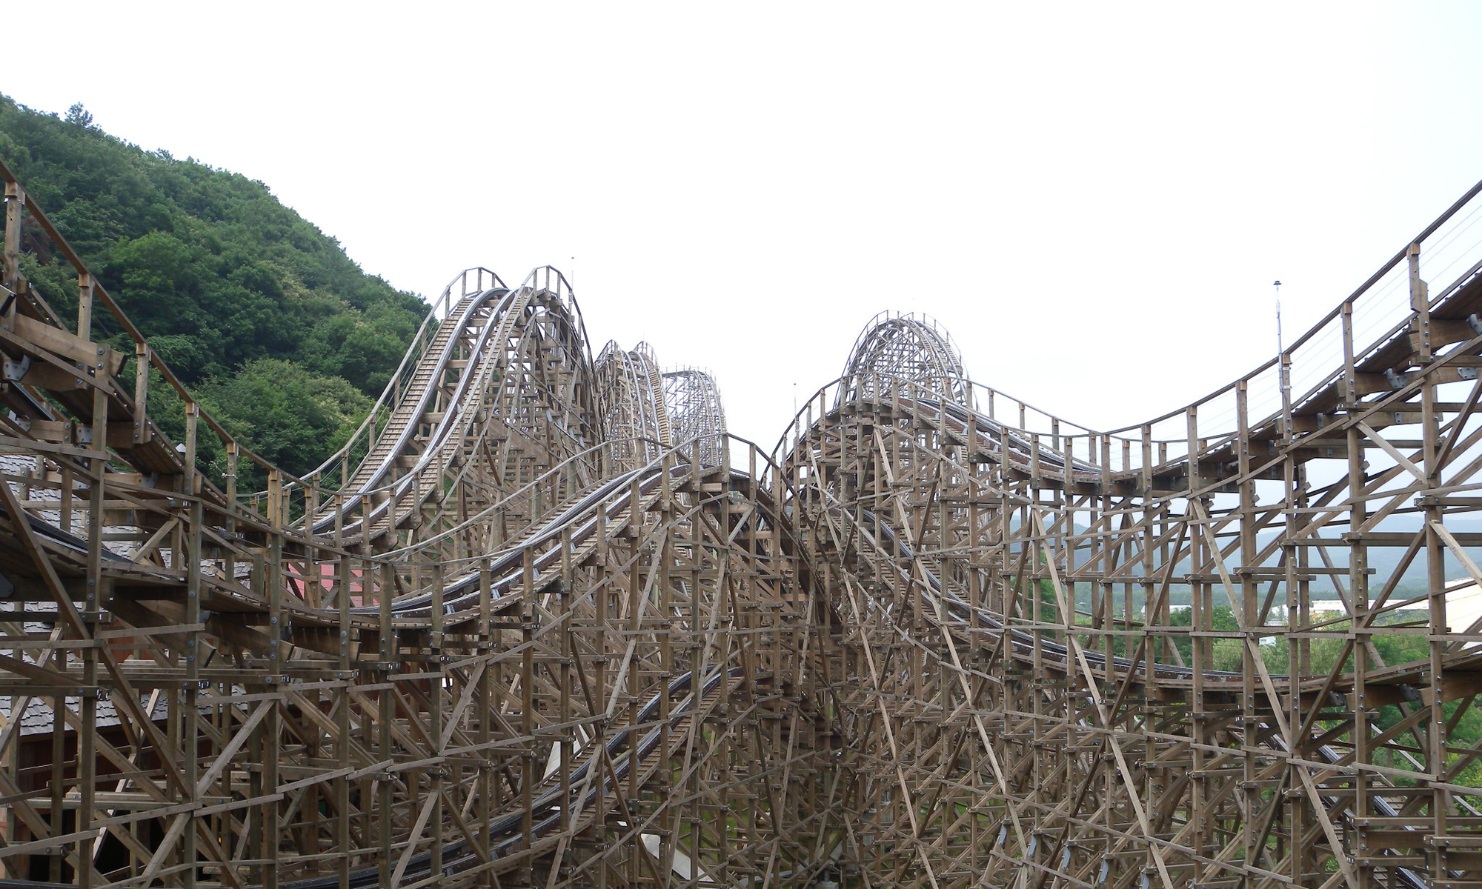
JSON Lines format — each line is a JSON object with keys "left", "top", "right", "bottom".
{"left": 2, "top": 156, "right": 1482, "bottom": 887}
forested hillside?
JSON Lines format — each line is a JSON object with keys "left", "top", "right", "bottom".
{"left": 0, "top": 96, "right": 426, "bottom": 476}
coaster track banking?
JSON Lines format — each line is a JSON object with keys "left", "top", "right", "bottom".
{"left": 1, "top": 156, "right": 1481, "bottom": 887}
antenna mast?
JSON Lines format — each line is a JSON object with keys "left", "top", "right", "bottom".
{"left": 1275, "top": 279, "right": 1293, "bottom": 418}
{"left": 1274, "top": 280, "right": 1283, "bottom": 354}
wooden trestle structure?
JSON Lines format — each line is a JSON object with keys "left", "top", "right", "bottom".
{"left": 2, "top": 156, "right": 1482, "bottom": 888}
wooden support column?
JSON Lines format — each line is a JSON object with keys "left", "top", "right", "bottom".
{"left": 2, "top": 180, "right": 22, "bottom": 295}
{"left": 182, "top": 402, "right": 202, "bottom": 888}
{"left": 261, "top": 469, "right": 284, "bottom": 889}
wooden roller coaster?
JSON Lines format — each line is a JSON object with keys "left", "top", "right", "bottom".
{"left": 2, "top": 157, "right": 1482, "bottom": 887}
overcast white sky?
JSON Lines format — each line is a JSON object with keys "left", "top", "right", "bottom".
{"left": 5, "top": 3, "right": 1482, "bottom": 448}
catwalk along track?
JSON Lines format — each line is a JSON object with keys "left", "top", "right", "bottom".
{"left": 2, "top": 159, "right": 1482, "bottom": 889}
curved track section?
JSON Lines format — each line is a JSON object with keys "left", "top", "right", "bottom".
{"left": 308, "top": 267, "right": 604, "bottom": 560}
{"left": 2, "top": 151, "right": 1482, "bottom": 889}
{"left": 595, "top": 341, "right": 670, "bottom": 472}
{"left": 837, "top": 311, "right": 974, "bottom": 409}
{"left": 773, "top": 188, "right": 1482, "bottom": 886}
{"left": 661, "top": 368, "right": 728, "bottom": 468}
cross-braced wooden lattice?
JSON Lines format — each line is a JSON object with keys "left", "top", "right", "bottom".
{"left": 3, "top": 156, "right": 1482, "bottom": 889}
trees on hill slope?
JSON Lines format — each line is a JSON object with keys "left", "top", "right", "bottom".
{"left": 0, "top": 96, "right": 425, "bottom": 477}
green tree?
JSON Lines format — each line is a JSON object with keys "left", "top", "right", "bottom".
{"left": 0, "top": 92, "right": 426, "bottom": 397}
{"left": 199, "top": 359, "right": 373, "bottom": 485}
{"left": 0, "top": 92, "right": 431, "bottom": 491}
{"left": 64, "top": 102, "right": 94, "bottom": 128}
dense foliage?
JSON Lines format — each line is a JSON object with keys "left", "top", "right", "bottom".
{"left": 0, "top": 96, "right": 422, "bottom": 476}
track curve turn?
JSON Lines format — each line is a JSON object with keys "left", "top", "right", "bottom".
{"left": 2, "top": 156, "right": 1481, "bottom": 888}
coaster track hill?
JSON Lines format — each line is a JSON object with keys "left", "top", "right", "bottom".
{"left": 2, "top": 160, "right": 1482, "bottom": 888}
